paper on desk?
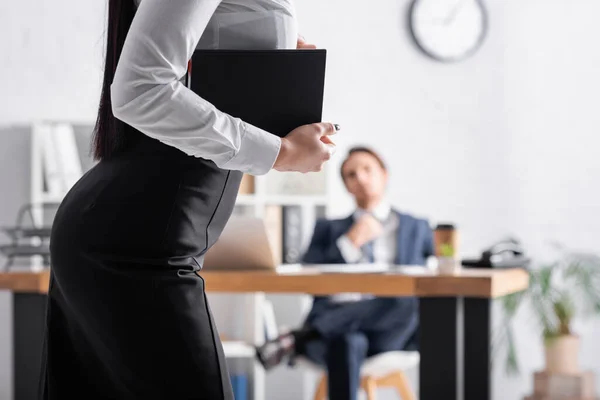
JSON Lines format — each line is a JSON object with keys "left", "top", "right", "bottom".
{"left": 277, "top": 263, "right": 391, "bottom": 274}
{"left": 275, "top": 264, "right": 434, "bottom": 275}
{"left": 395, "top": 265, "right": 435, "bottom": 275}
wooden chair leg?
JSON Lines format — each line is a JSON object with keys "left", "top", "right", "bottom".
{"left": 392, "top": 371, "right": 416, "bottom": 400}
{"left": 313, "top": 374, "right": 328, "bottom": 400}
{"left": 361, "top": 376, "right": 377, "bottom": 400}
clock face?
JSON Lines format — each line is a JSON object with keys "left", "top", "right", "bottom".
{"left": 409, "top": 0, "right": 488, "bottom": 62}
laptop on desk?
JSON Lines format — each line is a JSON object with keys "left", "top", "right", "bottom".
{"left": 189, "top": 49, "right": 327, "bottom": 137}
{"left": 203, "top": 216, "right": 278, "bottom": 271}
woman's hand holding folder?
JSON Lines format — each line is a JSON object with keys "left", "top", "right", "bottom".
{"left": 271, "top": 34, "right": 332, "bottom": 174}
{"left": 297, "top": 35, "right": 317, "bottom": 49}
{"left": 273, "top": 122, "right": 340, "bottom": 173}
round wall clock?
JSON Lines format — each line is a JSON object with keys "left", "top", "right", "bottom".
{"left": 409, "top": 0, "right": 488, "bottom": 63}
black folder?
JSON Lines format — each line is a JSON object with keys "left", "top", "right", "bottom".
{"left": 189, "top": 49, "right": 327, "bottom": 138}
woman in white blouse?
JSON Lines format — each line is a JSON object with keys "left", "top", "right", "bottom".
{"left": 39, "top": 0, "right": 338, "bottom": 398}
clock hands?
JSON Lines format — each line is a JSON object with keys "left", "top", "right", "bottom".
{"left": 443, "top": 0, "right": 467, "bottom": 25}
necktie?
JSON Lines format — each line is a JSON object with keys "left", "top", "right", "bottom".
{"left": 363, "top": 241, "right": 375, "bottom": 263}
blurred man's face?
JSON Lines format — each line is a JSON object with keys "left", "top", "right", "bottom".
{"left": 342, "top": 152, "right": 388, "bottom": 204}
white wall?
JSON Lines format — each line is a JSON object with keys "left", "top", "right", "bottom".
{"left": 0, "top": 1, "right": 105, "bottom": 399}
{"left": 294, "top": 0, "right": 600, "bottom": 399}
{"left": 0, "top": 0, "right": 105, "bottom": 124}
{"left": 1, "top": 0, "right": 599, "bottom": 399}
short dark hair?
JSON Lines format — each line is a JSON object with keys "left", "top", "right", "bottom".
{"left": 340, "top": 146, "right": 387, "bottom": 181}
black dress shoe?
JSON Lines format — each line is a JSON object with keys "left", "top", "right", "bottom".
{"left": 255, "top": 335, "right": 294, "bottom": 370}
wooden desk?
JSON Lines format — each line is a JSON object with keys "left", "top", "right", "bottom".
{"left": 202, "top": 268, "right": 529, "bottom": 400}
{"left": 0, "top": 271, "right": 50, "bottom": 293}
{"left": 0, "top": 267, "right": 529, "bottom": 400}
{"left": 0, "top": 268, "right": 528, "bottom": 297}
{"left": 201, "top": 267, "right": 528, "bottom": 298}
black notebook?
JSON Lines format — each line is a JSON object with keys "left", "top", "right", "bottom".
{"left": 189, "top": 49, "right": 327, "bottom": 138}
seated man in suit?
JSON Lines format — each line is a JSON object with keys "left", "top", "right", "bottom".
{"left": 257, "top": 146, "right": 434, "bottom": 400}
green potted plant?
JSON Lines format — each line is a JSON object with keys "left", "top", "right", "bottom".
{"left": 496, "top": 247, "right": 600, "bottom": 375}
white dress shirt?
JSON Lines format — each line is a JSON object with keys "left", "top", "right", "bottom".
{"left": 330, "top": 200, "right": 400, "bottom": 302}
{"left": 111, "top": 0, "right": 298, "bottom": 175}
{"left": 336, "top": 200, "right": 399, "bottom": 265}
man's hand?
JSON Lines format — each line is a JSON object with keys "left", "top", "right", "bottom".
{"left": 297, "top": 35, "right": 317, "bottom": 49}
{"left": 346, "top": 214, "right": 383, "bottom": 248}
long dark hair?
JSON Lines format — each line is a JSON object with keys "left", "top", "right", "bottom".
{"left": 92, "top": 0, "right": 137, "bottom": 160}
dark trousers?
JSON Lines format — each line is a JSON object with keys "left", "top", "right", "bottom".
{"left": 300, "top": 297, "right": 418, "bottom": 400}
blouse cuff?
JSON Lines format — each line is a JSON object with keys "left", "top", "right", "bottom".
{"left": 225, "top": 122, "right": 281, "bottom": 176}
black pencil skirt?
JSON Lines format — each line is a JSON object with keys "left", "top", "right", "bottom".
{"left": 39, "top": 131, "right": 242, "bottom": 399}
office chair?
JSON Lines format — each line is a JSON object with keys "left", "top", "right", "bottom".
{"left": 296, "top": 351, "right": 418, "bottom": 400}
{"left": 263, "top": 298, "right": 419, "bottom": 400}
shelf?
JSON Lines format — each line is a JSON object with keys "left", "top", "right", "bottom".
{"left": 39, "top": 193, "right": 64, "bottom": 204}
{"left": 264, "top": 170, "right": 328, "bottom": 197}
{"left": 264, "top": 195, "right": 328, "bottom": 206}
{"left": 0, "top": 244, "right": 50, "bottom": 257}
{"left": 222, "top": 341, "right": 255, "bottom": 358}
{"left": 235, "top": 195, "right": 328, "bottom": 207}
{"left": 1, "top": 227, "right": 52, "bottom": 239}
{"left": 235, "top": 195, "right": 258, "bottom": 205}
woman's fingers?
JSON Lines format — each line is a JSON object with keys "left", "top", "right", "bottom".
{"left": 297, "top": 35, "right": 317, "bottom": 49}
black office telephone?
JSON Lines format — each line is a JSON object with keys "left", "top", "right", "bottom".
{"left": 462, "top": 238, "right": 530, "bottom": 269}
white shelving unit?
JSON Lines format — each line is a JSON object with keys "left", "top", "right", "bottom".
{"left": 29, "top": 122, "right": 84, "bottom": 270}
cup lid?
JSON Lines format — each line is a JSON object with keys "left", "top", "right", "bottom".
{"left": 435, "top": 223, "right": 455, "bottom": 230}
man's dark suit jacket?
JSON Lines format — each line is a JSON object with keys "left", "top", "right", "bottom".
{"left": 302, "top": 210, "right": 435, "bottom": 331}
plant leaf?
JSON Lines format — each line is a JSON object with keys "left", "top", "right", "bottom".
{"left": 495, "top": 247, "right": 600, "bottom": 378}
{"left": 505, "top": 324, "right": 520, "bottom": 375}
